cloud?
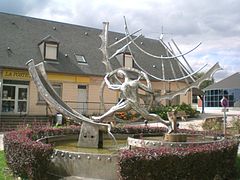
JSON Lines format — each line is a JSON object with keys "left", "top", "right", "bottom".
{"left": 0, "top": 0, "right": 50, "bottom": 15}
{"left": 0, "top": 0, "right": 239, "bottom": 81}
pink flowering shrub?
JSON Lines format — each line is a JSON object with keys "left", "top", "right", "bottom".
{"left": 4, "top": 129, "right": 53, "bottom": 179}
{"left": 118, "top": 140, "right": 239, "bottom": 179}
{"left": 3, "top": 125, "right": 80, "bottom": 179}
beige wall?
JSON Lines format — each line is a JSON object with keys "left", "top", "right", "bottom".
{"left": 88, "top": 76, "right": 118, "bottom": 115}
{"left": 4, "top": 72, "right": 193, "bottom": 116}
{"left": 151, "top": 80, "right": 192, "bottom": 106}
{"left": 28, "top": 81, "right": 48, "bottom": 115}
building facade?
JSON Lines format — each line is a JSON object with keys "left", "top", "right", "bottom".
{"left": 200, "top": 72, "right": 240, "bottom": 108}
{"left": 0, "top": 12, "right": 192, "bottom": 118}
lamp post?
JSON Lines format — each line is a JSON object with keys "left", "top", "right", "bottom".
{"left": 221, "top": 96, "right": 229, "bottom": 136}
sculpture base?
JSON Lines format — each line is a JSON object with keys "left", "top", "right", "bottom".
{"left": 77, "top": 122, "right": 103, "bottom": 148}
{"left": 164, "top": 133, "right": 187, "bottom": 142}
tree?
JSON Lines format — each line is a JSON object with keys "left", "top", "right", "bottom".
{"left": 195, "top": 72, "right": 214, "bottom": 90}
{"left": 194, "top": 72, "right": 215, "bottom": 113}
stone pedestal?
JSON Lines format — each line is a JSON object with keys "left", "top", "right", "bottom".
{"left": 164, "top": 133, "right": 187, "bottom": 142}
{"left": 77, "top": 122, "right": 103, "bottom": 148}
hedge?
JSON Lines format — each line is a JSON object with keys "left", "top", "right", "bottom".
{"left": 4, "top": 125, "right": 238, "bottom": 179}
{"left": 118, "top": 140, "right": 239, "bottom": 180}
{"left": 3, "top": 125, "right": 80, "bottom": 179}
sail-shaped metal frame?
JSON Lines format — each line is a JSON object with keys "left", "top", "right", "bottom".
{"left": 123, "top": 17, "right": 207, "bottom": 82}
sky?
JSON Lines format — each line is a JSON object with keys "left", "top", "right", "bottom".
{"left": 0, "top": 0, "right": 239, "bottom": 82}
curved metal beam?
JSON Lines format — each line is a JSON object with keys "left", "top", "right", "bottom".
{"left": 155, "top": 62, "right": 222, "bottom": 101}
{"left": 26, "top": 59, "right": 110, "bottom": 132}
{"left": 124, "top": 16, "right": 202, "bottom": 60}
{"left": 125, "top": 40, "right": 208, "bottom": 82}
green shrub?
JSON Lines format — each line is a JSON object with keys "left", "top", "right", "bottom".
{"left": 202, "top": 120, "right": 223, "bottom": 131}
{"left": 150, "top": 103, "right": 199, "bottom": 120}
{"left": 231, "top": 116, "right": 240, "bottom": 134}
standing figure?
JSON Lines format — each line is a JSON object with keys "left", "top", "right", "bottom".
{"left": 92, "top": 69, "right": 175, "bottom": 133}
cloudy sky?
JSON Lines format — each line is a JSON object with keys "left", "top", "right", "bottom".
{"left": 1, "top": 0, "right": 239, "bottom": 81}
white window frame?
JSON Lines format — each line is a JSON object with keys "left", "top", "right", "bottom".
{"left": 45, "top": 43, "right": 58, "bottom": 60}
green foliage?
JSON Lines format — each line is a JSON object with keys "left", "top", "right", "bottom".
{"left": 236, "top": 156, "right": 240, "bottom": 177}
{"left": 231, "top": 116, "right": 240, "bottom": 134}
{"left": 0, "top": 151, "right": 13, "bottom": 180}
{"left": 202, "top": 119, "right": 223, "bottom": 131}
{"left": 150, "top": 103, "right": 199, "bottom": 120}
{"left": 195, "top": 72, "right": 214, "bottom": 90}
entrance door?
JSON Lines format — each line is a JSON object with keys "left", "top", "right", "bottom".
{"left": 2, "top": 84, "right": 28, "bottom": 114}
{"left": 17, "top": 87, "right": 28, "bottom": 113}
{"left": 77, "top": 85, "right": 88, "bottom": 114}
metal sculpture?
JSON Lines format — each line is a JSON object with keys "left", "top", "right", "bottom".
{"left": 123, "top": 16, "right": 206, "bottom": 82}
{"left": 96, "top": 19, "right": 222, "bottom": 133}
{"left": 26, "top": 59, "right": 115, "bottom": 148}
{"left": 92, "top": 67, "right": 174, "bottom": 133}
{"left": 27, "top": 19, "right": 222, "bottom": 147}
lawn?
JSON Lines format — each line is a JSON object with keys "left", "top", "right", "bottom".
{"left": 0, "top": 151, "right": 13, "bottom": 180}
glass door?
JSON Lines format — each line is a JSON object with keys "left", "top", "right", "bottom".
{"left": 2, "top": 85, "right": 15, "bottom": 113}
{"left": 17, "top": 87, "right": 28, "bottom": 113}
{"left": 2, "top": 84, "right": 28, "bottom": 114}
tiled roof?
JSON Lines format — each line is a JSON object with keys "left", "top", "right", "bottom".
{"left": 204, "top": 72, "right": 240, "bottom": 90}
{"left": 0, "top": 12, "right": 190, "bottom": 80}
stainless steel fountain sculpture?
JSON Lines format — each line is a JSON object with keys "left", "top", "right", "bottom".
{"left": 94, "top": 20, "right": 221, "bottom": 133}
{"left": 26, "top": 60, "right": 113, "bottom": 148}
{"left": 92, "top": 68, "right": 174, "bottom": 132}
{"left": 27, "top": 18, "right": 221, "bottom": 149}
{"left": 25, "top": 19, "right": 224, "bottom": 180}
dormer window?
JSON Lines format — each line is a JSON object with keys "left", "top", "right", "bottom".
{"left": 116, "top": 52, "right": 133, "bottom": 68}
{"left": 38, "top": 35, "right": 59, "bottom": 61}
{"left": 124, "top": 53, "right": 133, "bottom": 68}
{"left": 45, "top": 43, "right": 58, "bottom": 60}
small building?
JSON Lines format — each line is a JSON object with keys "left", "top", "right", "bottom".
{"left": 201, "top": 72, "right": 240, "bottom": 108}
{"left": 0, "top": 12, "right": 194, "bottom": 129}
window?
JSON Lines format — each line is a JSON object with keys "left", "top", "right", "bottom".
{"left": 124, "top": 54, "right": 133, "bottom": 68}
{"left": 2, "top": 83, "right": 29, "bottom": 114}
{"left": 116, "top": 53, "right": 133, "bottom": 68}
{"left": 192, "top": 95, "right": 198, "bottom": 104}
{"left": 204, "top": 88, "right": 240, "bottom": 107}
{"left": 38, "top": 35, "right": 59, "bottom": 61}
{"left": 38, "top": 83, "right": 62, "bottom": 103}
{"left": 45, "top": 43, "right": 58, "bottom": 60}
{"left": 75, "top": 54, "right": 87, "bottom": 64}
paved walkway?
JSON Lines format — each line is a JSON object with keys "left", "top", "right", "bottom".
{"left": 0, "top": 133, "right": 3, "bottom": 151}
{"left": 145, "top": 108, "right": 239, "bottom": 130}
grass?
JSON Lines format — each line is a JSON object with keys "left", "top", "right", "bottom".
{"left": 236, "top": 155, "right": 240, "bottom": 177}
{"left": 0, "top": 151, "right": 14, "bottom": 180}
